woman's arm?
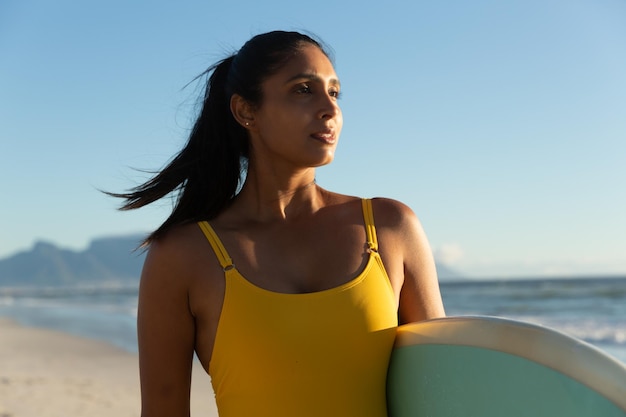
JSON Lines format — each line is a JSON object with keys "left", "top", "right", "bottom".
{"left": 137, "top": 237, "right": 196, "bottom": 417}
{"left": 396, "top": 206, "right": 445, "bottom": 324}
{"left": 373, "top": 198, "right": 446, "bottom": 324}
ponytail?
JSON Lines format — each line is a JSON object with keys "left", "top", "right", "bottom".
{"left": 109, "top": 56, "right": 248, "bottom": 245}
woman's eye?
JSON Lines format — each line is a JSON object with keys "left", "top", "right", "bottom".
{"left": 296, "top": 84, "right": 312, "bottom": 94}
{"left": 294, "top": 84, "right": 340, "bottom": 99}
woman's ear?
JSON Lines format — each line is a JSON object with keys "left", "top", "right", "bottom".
{"left": 230, "top": 94, "right": 255, "bottom": 129}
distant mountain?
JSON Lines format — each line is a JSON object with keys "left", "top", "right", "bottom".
{"left": 0, "top": 234, "right": 465, "bottom": 287}
{"left": 0, "top": 235, "right": 147, "bottom": 287}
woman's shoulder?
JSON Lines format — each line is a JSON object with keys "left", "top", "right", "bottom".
{"left": 141, "top": 222, "right": 216, "bottom": 283}
{"left": 369, "top": 197, "right": 420, "bottom": 228}
{"left": 320, "top": 191, "right": 419, "bottom": 225}
{"left": 367, "top": 197, "right": 430, "bottom": 255}
{"left": 147, "top": 222, "right": 204, "bottom": 257}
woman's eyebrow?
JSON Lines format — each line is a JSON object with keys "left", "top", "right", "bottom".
{"left": 285, "top": 73, "right": 341, "bottom": 87}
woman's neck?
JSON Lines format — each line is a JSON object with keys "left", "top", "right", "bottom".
{"left": 230, "top": 169, "right": 322, "bottom": 222}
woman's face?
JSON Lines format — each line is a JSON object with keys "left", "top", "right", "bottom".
{"left": 247, "top": 44, "right": 343, "bottom": 171}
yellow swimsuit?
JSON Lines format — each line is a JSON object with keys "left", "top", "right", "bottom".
{"left": 198, "top": 199, "right": 398, "bottom": 417}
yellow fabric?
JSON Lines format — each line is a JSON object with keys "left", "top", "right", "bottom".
{"left": 198, "top": 199, "right": 398, "bottom": 417}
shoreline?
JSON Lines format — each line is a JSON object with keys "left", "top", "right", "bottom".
{"left": 0, "top": 317, "right": 217, "bottom": 417}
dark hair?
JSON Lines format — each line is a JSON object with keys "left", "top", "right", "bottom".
{"left": 109, "top": 31, "right": 329, "bottom": 244}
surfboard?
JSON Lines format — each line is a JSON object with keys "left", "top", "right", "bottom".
{"left": 387, "top": 316, "right": 626, "bottom": 417}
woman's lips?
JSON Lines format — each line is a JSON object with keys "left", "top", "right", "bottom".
{"left": 310, "top": 130, "right": 337, "bottom": 144}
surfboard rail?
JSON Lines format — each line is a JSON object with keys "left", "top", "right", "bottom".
{"left": 392, "top": 315, "right": 626, "bottom": 413}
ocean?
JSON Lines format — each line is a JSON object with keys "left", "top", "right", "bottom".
{"left": 1, "top": 277, "right": 625, "bottom": 365}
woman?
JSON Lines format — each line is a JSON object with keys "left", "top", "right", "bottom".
{"left": 114, "top": 31, "right": 445, "bottom": 417}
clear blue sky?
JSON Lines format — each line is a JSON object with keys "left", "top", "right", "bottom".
{"left": 1, "top": 0, "right": 625, "bottom": 279}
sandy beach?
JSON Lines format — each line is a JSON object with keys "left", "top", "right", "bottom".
{"left": 0, "top": 318, "right": 218, "bottom": 417}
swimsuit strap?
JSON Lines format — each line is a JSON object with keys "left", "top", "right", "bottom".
{"left": 198, "top": 221, "right": 235, "bottom": 270}
{"left": 361, "top": 198, "right": 379, "bottom": 253}
{"left": 200, "top": 200, "right": 377, "bottom": 268}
